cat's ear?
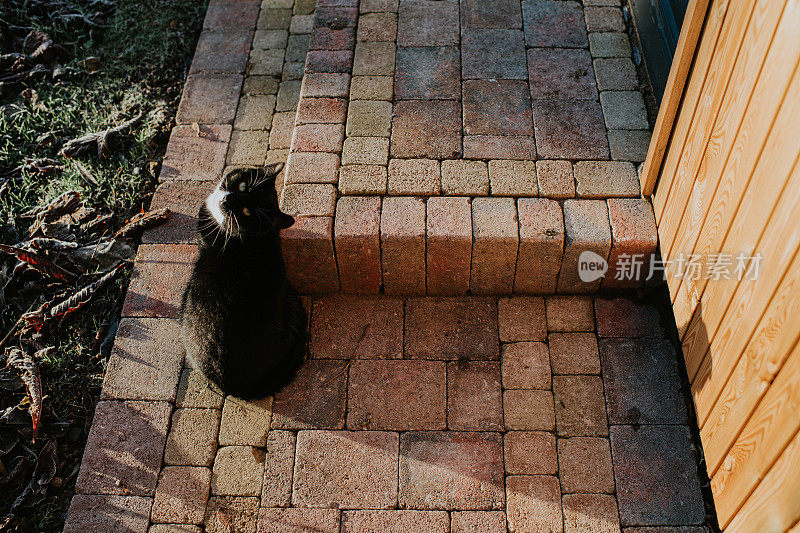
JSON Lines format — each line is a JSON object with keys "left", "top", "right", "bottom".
{"left": 265, "top": 162, "right": 284, "bottom": 177}
{"left": 276, "top": 212, "right": 295, "bottom": 229}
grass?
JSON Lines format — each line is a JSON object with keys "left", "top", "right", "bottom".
{"left": 0, "top": 0, "right": 208, "bottom": 530}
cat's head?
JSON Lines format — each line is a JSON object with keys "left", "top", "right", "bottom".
{"left": 202, "top": 164, "right": 294, "bottom": 239}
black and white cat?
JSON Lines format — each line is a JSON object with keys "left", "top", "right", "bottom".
{"left": 180, "top": 164, "right": 306, "bottom": 399}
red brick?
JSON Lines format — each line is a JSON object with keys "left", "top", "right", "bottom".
{"left": 553, "top": 375, "right": 608, "bottom": 437}
{"left": 160, "top": 125, "right": 231, "bottom": 181}
{"left": 397, "top": 0, "right": 459, "bottom": 46}
{"left": 391, "top": 100, "right": 462, "bottom": 159}
{"left": 290, "top": 124, "right": 345, "bottom": 153}
{"left": 499, "top": 297, "right": 547, "bottom": 342}
{"left": 504, "top": 431, "right": 558, "bottom": 475}
{"left": 463, "top": 135, "right": 536, "bottom": 160}
{"left": 335, "top": 196, "right": 382, "bottom": 293}
{"left": 258, "top": 509, "right": 340, "bottom": 532}
{"left": 558, "top": 199, "right": 612, "bottom": 293}
{"left": 399, "top": 431, "right": 505, "bottom": 510}
{"left": 447, "top": 361, "right": 503, "bottom": 431}
{"left": 405, "top": 297, "right": 499, "bottom": 360}
{"left": 595, "top": 298, "right": 662, "bottom": 338}
{"left": 285, "top": 152, "right": 339, "bottom": 184}
{"left": 151, "top": 466, "right": 211, "bottom": 524}
{"left": 451, "top": 511, "right": 508, "bottom": 533}
{"left": 310, "top": 26, "right": 355, "bottom": 52}
{"left": 528, "top": 48, "right": 597, "bottom": 99}
{"left": 358, "top": 12, "right": 397, "bottom": 41}
{"left": 342, "top": 511, "right": 448, "bottom": 532}
{"left": 190, "top": 30, "right": 252, "bottom": 74}
{"left": 562, "top": 494, "right": 620, "bottom": 533}
{"left": 471, "top": 197, "right": 518, "bottom": 295}
{"left": 501, "top": 342, "right": 551, "bottom": 389}
{"left": 143, "top": 181, "right": 215, "bottom": 244}
{"left": 300, "top": 73, "right": 351, "bottom": 98}
{"left": 101, "top": 319, "right": 183, "bottom": 401}
{"left": 347, "top": 360, "right": 446, "bottom": 430}
{"left": 522, "top": 0, "right": 588, "bottom": 47}
{"left": 76, "top": 400, "right": 171, "bottom": 496}
{"left": 122, "top": 244, "right": 196, "bottom": 318}
{"left": 177, "top": 74, "right": 243, "bottom": 125}
{"left": 395, "top": 46, "right": 461, "bottom": 100}
{"left": 280, "top": 184, "right": 337, "bottom": 216}
{"left": 462, "top": 0, "right": 522, "bottom": 28}
{"left": 533, "top": 100, "right": 609, "bottom": 160}
{"left": 546, "top": 296, "right": 595, "bottom": 331}
{"left": 426, "top": 197, "right": 472, "bottom": 295}
{"left": 380, "top": 196, "right": 426, "bottom": 294}
{"left": 205, "top": 496, "right": 259, "bottom": 533}
{"left": 463, "top": 80, "right": 533, "bottom": 136}
{"left": 503, "top": 389, "right": 555, "bottom": 431}
{"left": 63, "top": 495, "right": 151, "bottom": 533}
{"left": 272, "top": 360, "right": 348, "bottom": 429}
{"left": 309, "top": 295, "right": 403, "bottom": 358}
{"left": 387, "top": 158, "right": 441, "bottom": 195}
{"left": 261, "top": 430, "right": 296, "bottom": 507}
{"left": 295, "top": 97, "right": 348, "bottom": 124}
{"left": 280, "top": 216, "right": 339, "bottom": 293}
{"left": 292, "top": 430, "right": 399, "bottom": 508}
{"left": 537, "top": 160, "right": 575, "bottom": 199}
{"left": 506, "top": 476, "right": 563, "bottom": 533}
{"left": 604, "top": 198, "right": 658, "bottom": 289}
{"left": 204, "top": 0, "right": 259, "bottom": 30}
{"left": 549, "top": 332, "right": 601, "bottom": 375}
{"left": 305, "top": 50, "right": 354, "bottom": 73}
{"left": 558, "top": 437, "right": 615, "bottom": 493}
{"left": 515, "top": 198, "right": 564, "bottom": 294}
{"left": 461, "top": 29, "right": 527, "bottom": 80}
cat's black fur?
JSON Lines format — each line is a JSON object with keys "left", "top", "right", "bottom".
{"left": 180, "top": 164, "right": 305, "bottom": 399}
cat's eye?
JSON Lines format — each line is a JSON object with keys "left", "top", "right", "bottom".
{"left": 238, "top": 182, "right": 247, "bottom": 192}
{"left": 241, "top": 207, "right": 251, "bottom": 216}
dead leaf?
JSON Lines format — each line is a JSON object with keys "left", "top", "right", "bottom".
{"left": 5, "top": 347, "right": 42, "bottom": 440}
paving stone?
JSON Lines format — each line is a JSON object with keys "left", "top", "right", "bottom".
{"left": 608, "top": 129, "right": 651, "bottom": 162}
{"left": 585, "top": 6, "right": 625, "bottom": 32}
{"left": 204, "top": 496, "right": 259, "bottom": 533}
{"left": 405, "top": 297, "right": 499, "bottom": 360}
{"left": 341, "top": 136, "right": 390, "bottom": 164}
{"left": 291, "top": 123, "right": 345, "bottom": 152}
{"left": 558, "top": 200, "right": 612, "bottom": 292}
{"left": 600, "top": 91, "right": 649, "bottom": 130}
{"left": 462, "top": 0, "right": 522, "bottom": 28}
{"left": 285, "top": 61, "right": 306, "bottom": 81}
{"left": 533, "top": 99, "right": 610, "bottom": 160}
{"left": 348, "top": 360, "right": 446, "bottom": 430}
{"left": 451, "top": 511, "right": 508, "bottom": 533}
{"left": 101, "top": 318, "right": 182, "bottom": 401}
{"left": 258, "top": 8, "right": 292, "bottom": 29}
{"left": 397, "top": 0, "right": 459, "bottom": 46}
{"left": 300, "top": 73, "right": 350, "bottom": 98}
{"left": 387, "top": 158, "right": 441, "bottom": 195}
{"left": 276, "top": 80, "right": 302, "bottom": 111}
{"left": 426, "top": 197, "right": 472, "bottom": 295}
{"left": 342, "top": 511, "right": 448, "bottom": 532}
{"left": 441, "top": 160, "right": 489, "bottom": 196}
{"left": 622, "top": 528, "right": 709, "bottom": 533}
{"left": 265, "top": 113, "right": 293, "bottom": 150}
{"left": 293, "top": 430, "right": 399, "bottom": 508}
{"left": 471, "top": 197, "right": 518, "bottom": 295}
{"left": 595, "top": 298, "right": 662, "bottom": 338}
{"left": 358, "top": 12, "right": 397, "bottom": 41}
{"left": 589, "top": 32, "right": 632, "bottom": 58}
{"left": 63, "top": 495, "right": 152, "bottom": 533}
{"left": 605, "top": 199, "right": 658, "bottom": 288}
{"left": 558, "top": 437, "right": 615, "bottom": 493}
{"left": 335, "top": 196, "right": 382, "bottom": 293}
{"left": 503, "top": 389, "right": 556, "bottom": 431}
{"left": 142, "top": 180, "right": 214, "bottom": 244}
{"left": 190, "top": 30, "right": 251, "bottom": 74}
{"left": 528, "top": 48, "right": 597, "bottom": 100}
{"left": 211, "top": 446, "right": 265, "bottom": 496}
{"left": 350, "top": 75, "right": 393, "bottom": 100}
{"left": 218, "top": 396, "right": 271, "bottom": 446}
{"left": 346, "top": 99, "right": 392, "bottom": 136}
{"left": 285, "top": 152, "right": 340, "bottom": 184}
{"left": 253, "top": 29, "right": 288, "bottom": 49}
{"left": 280, "top": 184, "right": 337, "bottom": 216}
{"left": 522, "top": 0, "right": 588, "bottom": 48}
{"left": 272, "top": 360, "right": 348, "bottom": 429}
{"left": 548, "top": 332, "right": 601, "bottom": 375}
{"left": 399, "top": 431, "right": 505, "bottom": 510}
{"left": 258, "top": 508, "right": 340, "bottom": 532}
{"left": 204, "top": 0, "right": 260, "bottom": 30}
{"left": 176, "top": 368, "right": 224, "bottom": 409}
{"left": 227, "top": 129, "right": 269, "bottom": 165}
{"left": 151, "top": 466, "right": 211, "bottom": 524}
{"left": 305, "top": 50, "right": 354, "bottom": 73}
{"left": 395, "top": 46, "right": 460, "bottom": 100}
{"left": 296, "top": 97, "right": 348, "bottom": 124}
{"left": 611, "top": 425, "right": 705, "bottom": 527}
{"left": 291, "top": 13, "right": 315, "bottom": 32}
{"left": 563, "top": 494, "right": 621, "bottom": 533}
{"left": 553, "top": 375, "right": 608, "bottom": 436}
{"left": 361, "top": 0, "right": 398, "bottom": 11}
{"left": 165, "top": 408, "right": 221, "bottom": 467}
{"left": 243, "top": 75, "right": 280, "bottom": 95}
{"left": 594, "top": 57, "right": 639, "bottom": 91}
{"left": 463, "top": 135, "right": 536, "bottom": 160}
{"left": 505, "top": 431, "right": 558, "bottom": 475}
{"left": 122, "top": 244, "right": 195, "bottom": 319}
{"left": 149, "top": 525, "right": 201, "bottom": 533}
{"left": 76, "top": 400, "right": 171, "bottom": 496}
{"left": 501, "top": 342, "right": 551, "bottom": 390}
{"left": 546, "top": 295, "right": 595, "bottom": 331}
{"left": 310, "top": 25, "right": 355, "bottom": 52}
{"left": 488, "top": 159, "right": 537, "bottom": 196}
{"left": 515, "top": 198, "right": 564, "bottom": 294}
{"left": 280, "top": 216, "right": 340, "bottom": 293}
{"left": 506, "top": 475, "right": 563, "bottom": 533}
{"left": 462, "top": 29, "right": 527, "bottom": 80}
{"left": 381, "top": 196, "right": 426, "bottom": 294}
{"left": 498, "top": 297, "right": 547, "bottom": 342}
{"left": 160, "top": 125, "right": 231, "bottom": 181}
{"left": 600, "top": 338, "right": 687, "bottom": 425}
{"left": 353, "top": 42, "right": 395, "bottom": 75}
{"left": 447, "top": 361, "right": 503, "bottom": 431}
{"left": 391, "top": 100, "right": 462, "bottom": 158}
{"left": 464, "top": 80, "right": 533, "bottom": 137}
{"left": 177, "top": 74, "right": 243, "bottom": 125}
{"left": 574, "top": 161, "right": 640, "bottom": 198}
{"left": 263, "top": 0, "right": 293, "bottom": 8}
{"left": 261, "top": 430, "right": 296, "bottom": 507}
{"left": 234, "top": 94, "right": 276, "bottom": 130}
{"left": 339, "top": 164, "right": 387, "bottom": 194}
{"left": 249, "top": 48, "right": 286, "bottom": 76}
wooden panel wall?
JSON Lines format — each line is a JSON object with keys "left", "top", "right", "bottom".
{"left": 646, "top": 0, "right": 800, "bottom": 530}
